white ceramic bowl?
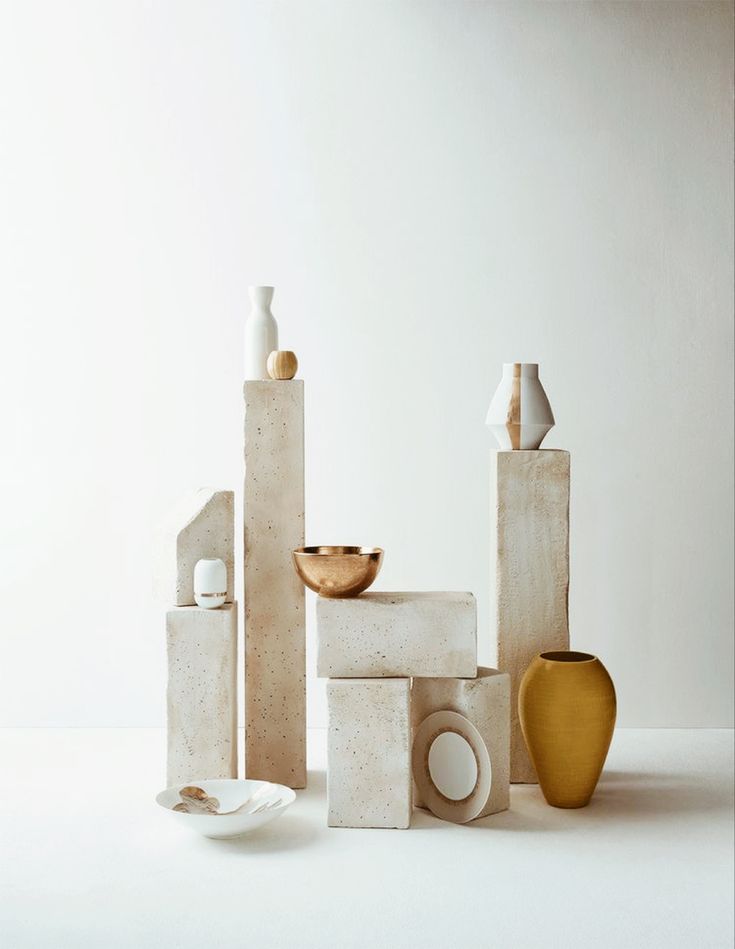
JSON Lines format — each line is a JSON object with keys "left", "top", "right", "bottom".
{"left": 156, "top": 779, "right": 295, "bottom": 839}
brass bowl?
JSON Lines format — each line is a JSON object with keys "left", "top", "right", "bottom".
{"left": 291, "top": 546, "right": 384, "bottom": 598}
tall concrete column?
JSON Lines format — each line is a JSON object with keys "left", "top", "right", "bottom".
{"left": 491, "top": 449, "right": 570, "bottom": 783}
{"left": 244, "top": 381, "right": 305, "bottom": 789}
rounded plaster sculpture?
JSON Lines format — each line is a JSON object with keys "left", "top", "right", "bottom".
{"left": 267, "top": 350, "right": 298, "bottom": 380}
{"left": 193, "top": 557, "right": 227, "bottom": 609}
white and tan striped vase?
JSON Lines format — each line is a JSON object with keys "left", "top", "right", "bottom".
{"left": 486, "top": 363, "right": 555, "bottom": 450}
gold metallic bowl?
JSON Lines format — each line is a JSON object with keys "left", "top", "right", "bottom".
{"left": 291, "top": 546, "right": 384, "bottom": 598}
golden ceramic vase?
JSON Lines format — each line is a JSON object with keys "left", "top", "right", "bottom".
{"left": 519, "top": 651, "right": 616, "bottom": 808}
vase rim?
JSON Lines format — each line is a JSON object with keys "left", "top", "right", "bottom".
{"left": 539, "top": 650, "right": 597, "bottom": 664}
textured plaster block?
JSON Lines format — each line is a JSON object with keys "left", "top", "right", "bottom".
{"left": 154, "top": 488, "right": 235, "bottom": 606}
{"left": 491, "top": 449, "right": 570, "bottom": 783}
{"left": 244, "top": 381, "right": 305, "bottom": 788}
{"left": 327, "top": 678, "right": 411, "bottom": 829}
{"left": 166, "top": 603, "right": 238, "bottom": 786}
{"left": 317, "top": 592, "right": 477, "bottom": 678}
{"left": 411, "top": 667, "right": 510, "bottom": 818}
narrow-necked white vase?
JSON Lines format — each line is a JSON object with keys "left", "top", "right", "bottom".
{"left": 194, "top": 558, "right": 227, "bottom": 609}
{"left": 245, "top": 286, "right": 279, "bottom": 380}
{"left": 486, "top": 363, "right": 555, "bottom": 450}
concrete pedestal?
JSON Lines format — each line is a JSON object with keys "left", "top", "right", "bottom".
{"left": 166, "top": 603, "right": 238, "bottom": 786}
{"left": 491, "top": 449, "right": 570, "bottom": 783}
{"left": 244, "top": 381, "right": 305, "bottom": 789}
{"left": 327, "top": 678, "right": 412, "bottom": 829}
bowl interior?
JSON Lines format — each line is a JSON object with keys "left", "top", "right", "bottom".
{"left": 156, "top": 778, "right": 295, "bottom": 816}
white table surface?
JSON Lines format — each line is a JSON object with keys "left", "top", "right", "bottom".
{"left": 1, "top": 727, "right": 732, "bottom": 949}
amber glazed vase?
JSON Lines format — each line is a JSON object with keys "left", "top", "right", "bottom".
{"left": 519, "top": 651, "right": 616, "bottom": 808}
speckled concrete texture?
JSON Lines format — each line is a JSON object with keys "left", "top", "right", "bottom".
{"left": 411, "top": 667, "right": 510, "bottom": 818}
{"left": 491, "top": 449, "right": 570, "bottom": 783}
{"left": 154, "top": 488, "right": 235, "bottom": 607}
{"left": 317, "top": 592, "right": 477, "bottom": 678}
{"left": 244, "top": 381, "right": 305, "bottom": 789}
{"left": 327, "top": 678, "right": 412, "bottom": 828}
{"left": 166, "top": 603, "right": 238, "bottom": 786}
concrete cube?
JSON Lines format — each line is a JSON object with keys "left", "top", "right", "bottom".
{"left": 317, "top": 592, "right": 477, "bottom": 678}
{"left": 166, "top": 603, "right": 238, "bottom": 786}
{"left": 411, "top": 667, "right": 510, "bottom": 819}
{"left": 327, "top": 678, "right": 411, "bottom": 829}
{"left": 491, "top": 449, "right": 570, "bottom": 783}
{"left": 244, "top": 381, "right": 305, "bottom": 789}
{"left": 154, "top": 488, "right": 234, "bottom": 607}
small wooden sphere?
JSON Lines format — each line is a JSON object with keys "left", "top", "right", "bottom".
{"left": 267, "top": 350, "right": 298, "bottom": 380}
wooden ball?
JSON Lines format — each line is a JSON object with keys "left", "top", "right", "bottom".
{"left": 267, "top": 350, "right": 298, "bottom": 380}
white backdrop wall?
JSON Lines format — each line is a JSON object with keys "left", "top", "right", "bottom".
{"left": 0, "top": 1, "right": 732, "bottom": 728}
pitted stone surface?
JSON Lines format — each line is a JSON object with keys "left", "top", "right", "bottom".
{"left": 317, "top": 592, "right": 477, "bottom": 678}
{"left": 411, "top": 667, "right": 510, "bottom": 818}
{"left": 327, "top": 678, "right": 411, "bottom": 829}
{"left": 166, "top": 603, "right": 238, "bottom": 786}
{"left": 155, "top": 488, "right": 235, "bottom": 607}
{"left": 491, "top": 449, "right": 570, "bottom": 783}
{"left": 244, "top": 381, "right": 305, "bottom": 789}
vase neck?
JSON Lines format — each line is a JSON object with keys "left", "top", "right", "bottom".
{"left": 249, "top": 285, "right": 274, "bottom": 310}
{"left": 503, "top": 362, "right": 539, "bottom": 379}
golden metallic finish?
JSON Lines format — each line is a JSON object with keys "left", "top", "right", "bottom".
{"left": 291, "top": 546, "right": 384, "bottom": 598}
{"left": 267, "top": 350, "right": 298, "bottom": 380}
{"left": 519, "top": 651, "right": 616, "bottom": 808}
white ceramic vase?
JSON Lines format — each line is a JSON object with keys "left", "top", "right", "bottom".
{"left": 486, "top": 363, "right": 555, "bottom": 450}
{"left": 194, "top": 558, "right": 227, "bottom": 609}
{"left": 244, "top": 286, "right": 279, "bottom": 380}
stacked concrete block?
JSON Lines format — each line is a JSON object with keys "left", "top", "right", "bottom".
{"left": 244, "top": 381, "right": 306, "bottom": 789}
{"left": 327, "top": 678, "right": 412, "bottom": 829}
{"left": 166, "top": 603, "right": 238, "bottom": 786}
{"left": 490, "top": 449, "right": 570, "bottom": 783}
{"left": 321, "top": 591, "right": 511, "bottom": 828}
{"left": 411, "top": 668, "right": 510, "bottom": 819}
{"left": 317, "top": 592, "right": 477, "bottom": 678}
{"left": 155, "top": 488, "right": 235, "bottom": 606}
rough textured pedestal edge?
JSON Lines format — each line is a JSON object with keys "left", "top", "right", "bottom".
{"left": 166, "top": 603, "right": 238, "bottom": 786}
{"left": 317, "top": 592, "right": 477, "bottom": 678}
{"left": 411, "top": 667, "right": 510, "bottom": 818}
{"left": 244, "top": 381, "right": 305, "bottom": 789}
{"left": 491, "top": 449, "right": 570, "bottom": 783}
{"left": 327, "top": 678, "right": 412, "bottom": 829}
{"left": 154, "top": 488, "right": 235, "bottom": 606}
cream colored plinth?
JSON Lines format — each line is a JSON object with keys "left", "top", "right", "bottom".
{"left": 411, "top": 667, "right": 510, "bottom": 819}
{"left": 166, "top": 603, "right": 238, "bottom": 787}
{"left": 317, "top": 592, "right": 477, "bottom": 678}
{"left": 244, "top": 381, "right": 305, "bottom": 789}
{"left": 154, "top": 488, "right": 235, "bottom": 607}
{"left": 327, "top": 678, "right": 412, "bottom": 829}
{"left": 491, "top": 449, "right": 570, "bottom": 783}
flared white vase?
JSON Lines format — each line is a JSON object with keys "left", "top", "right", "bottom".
{"left": 245, "top": 286, "right": 279, "bottom": 380}
{"left": 486, "top": 363, "right": 555, "bottom": 450}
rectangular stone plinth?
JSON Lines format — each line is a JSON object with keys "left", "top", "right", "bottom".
{"left": 166, "top": 603, "right": 238, "bottom": 786}
{"left": 317, "top": 592, "right": 477, "bottom": 678}
{"left": 411, "top": 667, "right": 510, "bottom": 818}
{"left": 327, "top": 678, "right": 411, "bottom": 829}
{"left": 244, "top": 381, "right": 305, "bottom": 789}
{"left": 491, "top": 449, "right": 570, "bottom": 783}
{"left": 154, "top": 488, "right": 235, "bottom": 606}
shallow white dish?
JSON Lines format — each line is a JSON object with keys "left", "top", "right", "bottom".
{"left": 156, "top": 778, "right": 296, "bottom": 839}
